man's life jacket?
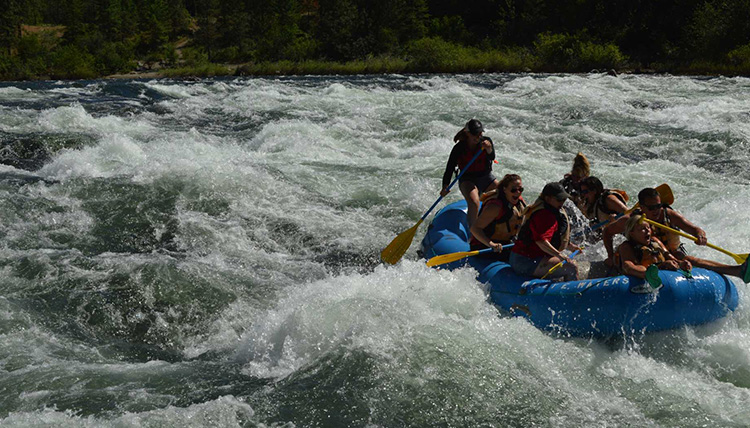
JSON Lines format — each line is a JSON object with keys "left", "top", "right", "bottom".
{"left": 651, "top": 205, "right": 682, "bottom": 253}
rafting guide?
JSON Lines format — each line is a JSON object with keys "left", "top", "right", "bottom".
{"left": 440, "top": 119, "right": 499, "bottom": 227}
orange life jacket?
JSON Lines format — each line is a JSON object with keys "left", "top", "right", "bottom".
{"left": 617, "top": 238, "right": 668, "bottom": 271}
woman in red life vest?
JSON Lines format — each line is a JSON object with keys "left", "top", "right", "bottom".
{"left": 469, "top": 174, "right": 527, "bottom": 261}
{"left": 440, "top": 119, "right": 499, "bottom": 226}
{"left": 509, "top": 182, "right": 580, "bottom": 281}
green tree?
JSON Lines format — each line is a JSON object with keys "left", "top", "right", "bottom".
{"left": 686, "top": 0, "right": 750, "bottom": 61}
{"left": 317, "top": 0, "right": 365, "bottom": 60}
{"left": 167, "top": 0, "right": 191, "bottom": 37}
{"left": 101, "top": 0, "right": 124, "bottom": 41}
{"left": 141, "top": 0, "right": 171, "bottom": 51}
{"left": 195, "top": 0, "right": 220, "bottom": 59}
{"left": 0, "top": 0, "right": 24, "bottom": 55}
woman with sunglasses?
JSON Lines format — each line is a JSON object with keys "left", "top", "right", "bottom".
{"left": 469, "top": 174, "right": 527, "bottom": 261}
{"left": 440, "top": 119, "right": 499, "bottom": 226}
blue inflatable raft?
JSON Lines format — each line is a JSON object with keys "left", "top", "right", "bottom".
{"left": 420, "top": 200, "right": 739, "bottom": 337}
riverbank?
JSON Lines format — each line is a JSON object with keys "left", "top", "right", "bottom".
{"left": 99, "top": 63, "right": 744, "bottom": 81}
{"left": 4, "top": 59, "right": 750, "bottom": 82}
{"left": 4, "top": 32, "right": 750, "bottom": 82}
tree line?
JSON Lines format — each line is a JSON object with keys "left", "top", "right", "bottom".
{"left": 2, "top": 0, "right": 750, "bottom": 80}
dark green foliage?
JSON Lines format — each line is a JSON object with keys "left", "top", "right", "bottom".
{"left": 49, "top": 44, "right": 97, "bottom": 78}
{"left": 535, "top": 32, "right": 626, "bottom": 72}
{"left": 728, "top": 44, "right": 750, "bottom": 67}
{"left": 685, "top": 0, "right": 750, "bottom": 61}
{"left": 428, "top": 15, "right": 471, "bottom": 45}
{"left": 407, "top": 37, "right": 466, "bottom": 71}
{"left": 96, "top": 41, "right": 136, "bottom": 73}
{"left": 0, "top": 0, "right": 23, "bottom": 56}
{"left": 318, "top": 0, "right": 427, "bottom": 60}
{"left": 2, "top": 0, "right": 750, "bottom": 79}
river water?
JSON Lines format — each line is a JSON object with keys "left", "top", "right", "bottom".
{"left": 1, "top": 74, "right": 749, "bottom": 426}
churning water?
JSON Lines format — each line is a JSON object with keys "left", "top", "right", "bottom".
{"left": 1, "top": 74, "right": 750, "bottom": 426}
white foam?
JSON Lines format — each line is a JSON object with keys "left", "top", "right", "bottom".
{"left": 0, "top": 395, "right": 257, "bottom": 427}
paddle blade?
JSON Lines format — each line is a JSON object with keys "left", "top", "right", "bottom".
{"left": 655, "top": 183, "right": 674, "bottom": 205}
{"left": 381, "top": 220, "right": 422, "bottom": 264}
{"left": 732, "top": 253, "right": 749, "bottom": 264}
{"left": 425, "top": 250, "right": 480, "bottom": 267}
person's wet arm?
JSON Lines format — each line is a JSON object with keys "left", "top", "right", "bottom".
{"left": 605, "top": 194, "right": 628, "bottom": 214}
{"left": 603, "top": 215, "right": 628, "bottom": 265}
{"left": 481, "top": 137, "right": 495, "bottom": 158}
{"left": 619, "top": 244, "right": 647, "bottom": 279}
{"left": 470, "top": 205, "right": 503, "bottom": 250}
{"left": 668, "top": 208, "right": 707, "bottom": 245}
{"left": 441, "top": 145, "right": 460, "bottom": 193}
{"left": 531, "top": 212, "right": 570, "bottom": 261}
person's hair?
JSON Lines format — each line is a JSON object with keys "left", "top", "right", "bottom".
{"left": 581, "top": 176, "right": 604, "bottom": 196}
{"left": 453, "top": 127, "right": 468, "bottom": 143}
{"left": 637, "top": 187, "right": 660, "bottom": 203}
{"left": 624, "top": 214, "right": 645, "bottom": 240}
{"left": 570, "top": 152, "right": 590, "bottom": 178}
{"left": 499, "top": 174, "right": 521, "bottom": 192}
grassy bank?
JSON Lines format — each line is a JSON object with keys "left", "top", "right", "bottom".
{"left": 4, "top": 35, "right": 750, "bottom": 81}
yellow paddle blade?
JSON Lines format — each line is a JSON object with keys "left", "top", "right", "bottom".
{"left": 381, "top": 219, "right": 423, "bottom": 265}
{"left": 425, "top": 250, "right": 481, "bottom": 267}
{"left": 655, "top": 183, "right": 674, "bottom": 205}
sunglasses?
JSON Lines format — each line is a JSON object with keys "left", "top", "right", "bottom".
{"left": 643, "top": 203, "right": 663, "bottom": 211}
{"left": 579, "top": 188, "right": 590, "bottom": 195}
{"left": 510, "top": 186, "right": 524, "bottom": 194}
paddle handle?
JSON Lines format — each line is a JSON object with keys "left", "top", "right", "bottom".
{"left": 641, "top": 217, "right": 743, "bottom": 262}
{"left": 541, "top": 248, "right": 582, "bottom": 279}
{"left": 422, "top": 148, "right": 484, "bottom": 221}
{"left": 425, "top": 244, "right": 514, "bottom": 267}
{"left": 476, "top": 243, "right": 515, "bottom": 256}
{"left": 587, "top": 204, "right": 639, "bottom": 233}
